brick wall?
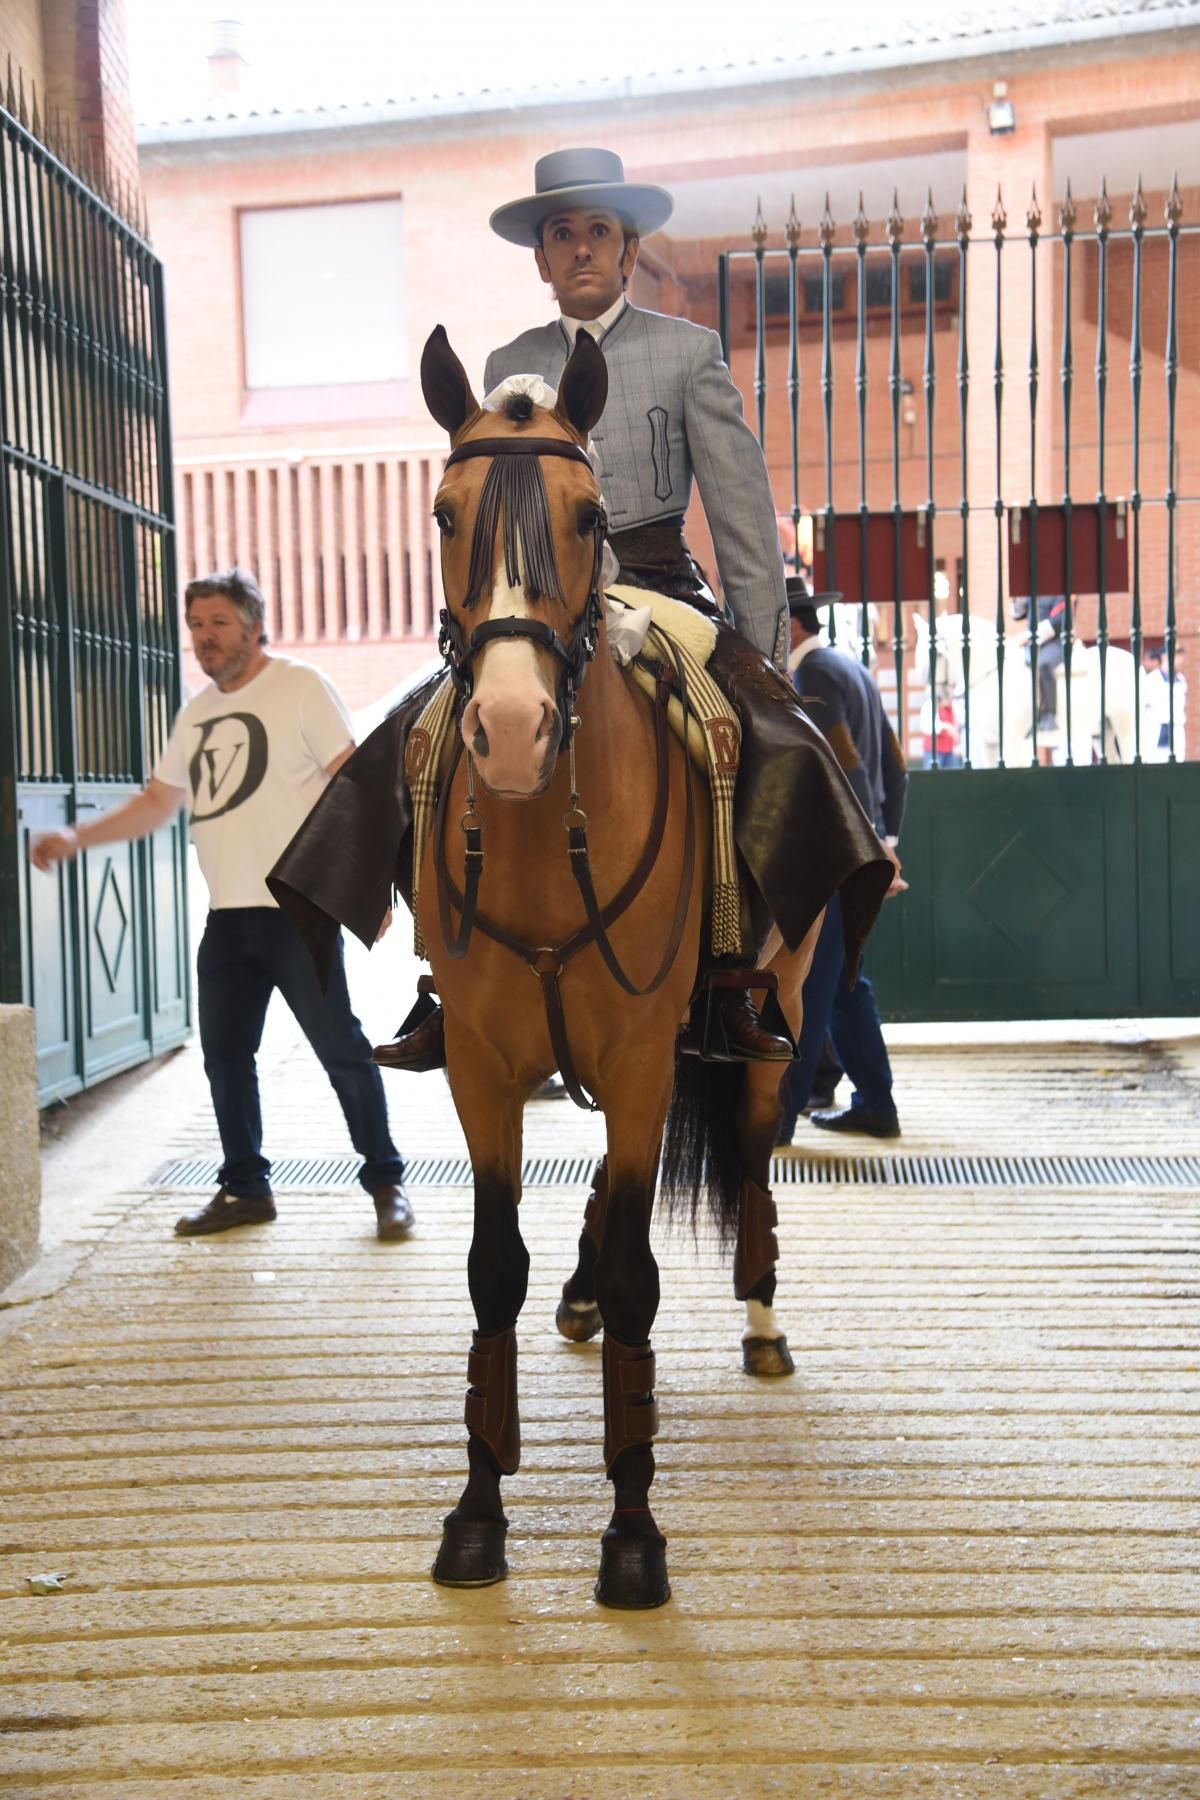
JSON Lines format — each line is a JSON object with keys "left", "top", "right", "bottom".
{"left": 3, "top": 1, "right": 139, "bottom": 196}
{"left": 0, "top": 0, "right": 46, "bottom": 96}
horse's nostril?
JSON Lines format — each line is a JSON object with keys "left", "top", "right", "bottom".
{"left": 472, "top": 724, "right": 490, "bottom": 758}
{"left": 535, "top": 700, "right": 557, "bottom": 742}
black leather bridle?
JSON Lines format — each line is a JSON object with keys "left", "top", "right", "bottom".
{"left": 434, "top": 434, "right": 608, "bottom": 750}
{"left": 428, "top": 430, "right": 698, "bottom": 1110}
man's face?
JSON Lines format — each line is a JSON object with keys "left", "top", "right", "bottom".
{"left": 186, "top": 595, "right": 260, "bottom": 687}
{"left": 534, "top": 209, "right": 639, "bottom": 319}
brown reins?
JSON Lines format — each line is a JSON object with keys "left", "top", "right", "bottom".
{"left": 434, "top": 636, "right": 697, "bottom": 1109}
{"left": 431, "top": 422, "right": 699, "bottom": 1107}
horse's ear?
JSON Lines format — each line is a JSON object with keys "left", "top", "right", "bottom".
{"left": 554, "top": 330, "right": 608, "bottom": 437}
{"left": 421, "top": 326, "right": 478, "bottom": 438}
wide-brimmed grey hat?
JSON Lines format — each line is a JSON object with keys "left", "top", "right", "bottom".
{"left": 489, "top": 148, "right": 674, "bottom": 248}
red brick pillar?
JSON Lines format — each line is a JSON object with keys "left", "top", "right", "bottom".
{"left": 42, "top": 0, "right": 139, "bottom": 196}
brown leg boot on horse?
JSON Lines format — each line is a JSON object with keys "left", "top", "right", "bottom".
{"left": 432, "top": 1060, "right": 528, "bottom": 1590}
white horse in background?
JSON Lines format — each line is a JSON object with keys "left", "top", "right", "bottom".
{"left": 819, "top": 601, "right": 880, "bottom": 666}
{"left": 913, "top": 611, "right": 1137, "bottom": 768}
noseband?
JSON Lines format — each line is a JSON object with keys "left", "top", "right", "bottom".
{"left": 435, "top": 435, "right": 608, "bottom": 748}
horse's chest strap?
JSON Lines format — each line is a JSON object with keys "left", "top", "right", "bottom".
{"left": 432, "top": 645, "right": 694, "bottom": 1110}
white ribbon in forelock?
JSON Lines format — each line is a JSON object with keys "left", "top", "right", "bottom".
{"left": 481, "top": 374, "right": 650, "bottom": 664}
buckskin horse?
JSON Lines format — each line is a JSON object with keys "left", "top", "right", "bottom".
{"left": 272, "top": 325, "right": 889, "bottom": 1609}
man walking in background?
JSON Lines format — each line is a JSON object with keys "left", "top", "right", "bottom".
{"left": 31, "top": 569, "right": 413, "bottom": 1241}
{"left": 778, "top": 586, "right": 908, "bottom": 1144}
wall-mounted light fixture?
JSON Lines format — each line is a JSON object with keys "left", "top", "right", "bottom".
{"left": 988, "top": 80, "right": 1016, "bottom": 136}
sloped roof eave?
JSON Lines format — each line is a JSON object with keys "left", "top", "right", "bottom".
{"left": 135, "top": 2, "right": 1200, "bottom": 150}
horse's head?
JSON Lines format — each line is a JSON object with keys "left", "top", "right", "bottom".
{"left": 421, "top": 326, "right": 608, "bottom": 799}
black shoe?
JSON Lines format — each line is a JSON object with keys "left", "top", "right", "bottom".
{"left": 716, "top": 988, "right": 794, "bottom": 1062}
{"left": 374, "top": 1184, "right": 415, "bottom": 1240}
{"left": 802, "top": 1088, "right": 838, "bottom": 1115}
{"left": 810, "top": 1106, "right": 901, "bottom": 1140}
{"left": 175, "top": 1188, "right": 276, "bottom": 1236}
{"left": 373, "top": 1005, "right": 446, "bottom": 1073}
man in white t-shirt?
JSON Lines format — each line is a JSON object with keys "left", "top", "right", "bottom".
{"left": 31, "top": 569, "right": 412, "bottom": 1241}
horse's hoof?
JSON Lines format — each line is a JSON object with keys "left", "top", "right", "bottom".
{"left": 556, "top": 1294, "right": 603, "bottom": 1343}
{"left": 742, "top": 1334, "right": 795, "bottom": 1377}
{"left": 432, "top": 1516, "right": 508, "bottom": 1587}
{"left": 594, "top": 1530, "right": 671, "bottom": 1609}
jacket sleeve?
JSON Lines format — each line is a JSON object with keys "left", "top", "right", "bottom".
{"left": 794, "top": 662, "right": 875, "bottom": 822}
{"left": 683, "top": 329, "right": 787, "bottom": 667}
{"left": 880, "top": 715, "right": 908, "bottom": 840}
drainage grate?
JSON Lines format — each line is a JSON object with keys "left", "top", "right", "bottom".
{"left": 150, "top": 1152, "right": 1200, "bottom": 1192}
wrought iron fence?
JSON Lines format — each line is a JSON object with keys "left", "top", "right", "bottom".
{"left": 719, "top": 179, "right": 1196, "bottom": 771}
{"left": 1, "top": 70, "right": 187, "bottom": 1092}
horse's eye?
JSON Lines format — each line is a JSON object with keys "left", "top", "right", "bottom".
{"left": 433, "top": 507, "right": 454, "bottom": 538}
{"left": 577, "top": 506, "right": 602, "bottom": 538}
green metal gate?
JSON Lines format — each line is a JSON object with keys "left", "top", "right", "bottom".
{"left": 720, "top": 181, "right": 1199, "bottom": 1020}
{"left": 1, "top": 92, "right": 190, "bottom": 1103}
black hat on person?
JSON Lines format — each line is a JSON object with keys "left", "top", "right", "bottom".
{"left": 785, "top": 575, "right": 841, "bottom": 634}
{"left": 489, "top": 148, "right": 674, "bottom": 247}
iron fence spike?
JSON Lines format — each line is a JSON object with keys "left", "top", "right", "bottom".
{"left": 1130, "top": 174, "right": 1148, "bottom": 230}
{"left": 751, "top": 195, "right": 768, "bottom": 248}
{"left": 30, "top": 78, "right": 41, "bottom": 141}
{"left": 819, "top": 190, "right": 836, "bottom": 247}
{"left": 1026, "top": 184, "right": 1042, "bottom": 236}
{"left": 921, "top": 186, "right": 938, "bottom": 243}
{"left": 1165, "top": 173, "right": 1183, "bottom": 226}
{"left": 955, "top": 184, "right": 972, "bottom": 240}
{"left": 1060, "top": 180, "right": 1077, "bottom": 238}
{"left": 991, "top": 186, "right": 1007, "bottom": 238}
{"left": 853, "top": 190, "right": 870, "bottom": 244}
{"left": 785, "top": 192, "right": 800, "bottom": 248}
{"left": 5, "top": 53, "right": 14, "bottom": 114}
{"left": 1095, "top": 176, "right": 1112, "bottom": 232}
{"left": 886, "top": 187, "right": 904, "bottom": 244}
{"left": 17, "top": 65, "right": 28, "bottom": 128}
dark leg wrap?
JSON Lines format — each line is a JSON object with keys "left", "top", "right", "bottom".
{"left": 602, "top": 1334, "right": 659, "bottom": 1474}
{"left": 464, "top": 1326, "right": 520, "bottom": 1475}
{"left": 734, "top": 1176, "right": 779, "bottom": 1301}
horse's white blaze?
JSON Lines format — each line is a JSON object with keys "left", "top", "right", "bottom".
{"left": 461, "top": 556, "right": 558, "bottom": 794}
{"left": 743, "top": 1299, "right": 782, "bottom": 1341}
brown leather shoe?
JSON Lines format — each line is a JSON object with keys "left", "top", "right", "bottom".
{"left": 715, "top": 988, "right": 793, "bottom": 1062}
{"left": 372, "top": 1006, "right": 446, "bottom": 1072}
{"left": 175, "top": 1188, "right": 276, "bottom": 1236}
{"left": 374, "top": 1184, "right": 415, "bottom": 1239}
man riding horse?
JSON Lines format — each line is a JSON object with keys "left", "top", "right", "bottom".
{"left": 269, "top": 149, "right": 890, "bottom": 1061}
{"left": 371, "top": 149, "right": 886, "bottom": 1068}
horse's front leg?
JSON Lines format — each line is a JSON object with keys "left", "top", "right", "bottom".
{"left": 736, "top": 911, "right": 825, "bottom": 1377}
{"left": 432, "top": 1042, "right": 527, "bottom": 1589}
{"left": 591, "top": 1075, "right": 673, "bottom": 1610}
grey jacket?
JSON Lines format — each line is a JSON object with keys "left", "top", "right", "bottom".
{"left": 484, "top": 303, "right": 788, "bottom": 664}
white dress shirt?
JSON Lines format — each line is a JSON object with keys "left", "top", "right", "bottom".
{"left": 559, "top": 295, "right": 627, "bottom": 347}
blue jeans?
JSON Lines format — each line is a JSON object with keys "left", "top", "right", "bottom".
{"left": 197, "top": 907, "right": 404, "bottom": 1199}
{"left": 779, "top": 892, "right": 895, "bottom": 1140}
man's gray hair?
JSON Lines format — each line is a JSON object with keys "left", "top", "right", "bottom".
{"left": 184, "top": 567, "right": 269, "bottom": 644}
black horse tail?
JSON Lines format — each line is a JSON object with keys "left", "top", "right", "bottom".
{"left": 659, "top": 1050, "right": 744, "bottom": 1249}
